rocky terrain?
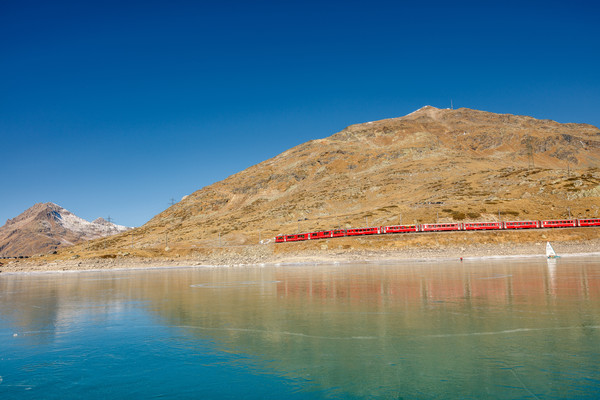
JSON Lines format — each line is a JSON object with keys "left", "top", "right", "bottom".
{"left": 3, "top": 231, "right": 600, "bottom": 273}
{"left": 4, "top": 106, "right": 600, "bottom": 270}
{"left": 0, "top": 203, "right": 131, "bottom": 257}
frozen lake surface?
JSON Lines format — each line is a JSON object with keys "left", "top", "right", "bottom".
{"left": 1, "top": 258, "right": 600, "bottom": 399}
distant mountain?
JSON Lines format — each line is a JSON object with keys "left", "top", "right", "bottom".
{"left": 80, "top": 106, "right": 600, "bottom": 253}
{"left": 0, "top": 203, "right": 131, "bottom": 256}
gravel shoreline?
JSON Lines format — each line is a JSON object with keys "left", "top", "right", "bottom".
{"left": 1, "top": 239, "right": 599, "bottom": 274}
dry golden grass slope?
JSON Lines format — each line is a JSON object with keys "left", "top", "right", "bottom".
{"left": 64, "top": 106, "right": 600, "bottom": 258}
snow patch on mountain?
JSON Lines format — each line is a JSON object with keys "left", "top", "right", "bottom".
{"left": 0, "top": 202, "right": 134, "bottom": 257}
{"left": 50, "top": 204, "right": 131, "bottom": 239}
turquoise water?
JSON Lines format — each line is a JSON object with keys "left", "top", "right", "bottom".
{"left": 1, "top": 258, "right": 599, "bottom": 399}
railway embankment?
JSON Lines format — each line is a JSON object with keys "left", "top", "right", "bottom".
{"left": 1, "top": 228, "right": 599, "bottom": 273}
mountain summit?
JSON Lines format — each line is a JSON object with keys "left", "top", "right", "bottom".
{"left": 66, "top": 107, "right": 600, "bottom": 254}
{"left": 0, "top": 203, "right": 131, "bottom": 256}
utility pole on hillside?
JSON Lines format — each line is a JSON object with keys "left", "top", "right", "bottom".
{"left": 107, "top": 216, "right": 113, "bottom": 224}
{"left": 526, "top": 136, "right": 535, "bottom": 169}
{"left": 169, "top": 198, "right": 176, "bottom": 206}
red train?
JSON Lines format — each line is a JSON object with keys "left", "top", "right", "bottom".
{"left": 275, "top": 218, "right": 600, "bottom": 243}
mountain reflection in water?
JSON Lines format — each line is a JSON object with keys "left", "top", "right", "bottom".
{"left": 1, "top": 259, "right": 599, "bottom": 399}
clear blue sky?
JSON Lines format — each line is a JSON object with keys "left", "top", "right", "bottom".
{"left": 2, "top": 0, "right": 599, "bottom": 227}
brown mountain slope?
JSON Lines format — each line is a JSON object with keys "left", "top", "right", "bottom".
{"left": 73, "top": 106, "right": 600, "bottom": 256}
{"left": 0, "top": 203, "right": 131, "bottom": 257}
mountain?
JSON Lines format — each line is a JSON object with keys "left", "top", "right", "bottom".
{"left": 0, "top": 203, "right": 131, "bottom": 256}
{"left": 72, "top": 107, "right": 600, "bottom": 256}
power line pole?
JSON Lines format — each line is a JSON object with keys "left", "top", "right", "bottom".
{"left": 526, "top": 136, "right": 535, "bottom": 169}
{"left": 169, "top": 198, "right": 176, "bottom": 206}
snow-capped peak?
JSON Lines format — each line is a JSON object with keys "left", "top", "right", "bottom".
{"left": 48, "top": 204, "right": 131, "bottom": 239}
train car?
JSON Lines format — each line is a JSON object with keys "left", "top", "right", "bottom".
{"left": 419, "top": 223, "right": 462, "bottom": 232}
{"left": 541, "top": 219, "right": 577, "bottom": 228}
{"left": 578, "top": 218, "right": 600, "bottom": 227}
{"left": 307, "top": 230, "right": 347, "bottom": 239}
{"left": 275, "top": 235, "right": 285, "bottom": 243}
{"left": 463, "top": 222, "right": 503, "bottom": 230}
{"left": 309, "top": 231, "right": 331, "bottom": 240}
{"left": 282, "top": 233, "right": 310, "bottom": 242}
{"left": 346, "top": 227, "right": 380, "bottom": 236}
{"left": 308, "top": 231, "right": 324, "bottom": 240}
{"left": 503, "top": 220, "right": 540, "bottom": 229}
{"left": 382, "top": 225, "right": 418, "bottom": 234}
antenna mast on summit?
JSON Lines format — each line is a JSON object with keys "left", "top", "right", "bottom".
{"left": 451, "top": 99, "right": 453, "bottom": 110}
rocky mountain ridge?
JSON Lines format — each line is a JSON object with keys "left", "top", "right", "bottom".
{"left": 0, "top": 202, "right": 131, "bottom": 256}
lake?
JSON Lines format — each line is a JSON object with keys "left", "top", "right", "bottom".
{"left": 1, "top": 258, "right": 599, "bottom": 399}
